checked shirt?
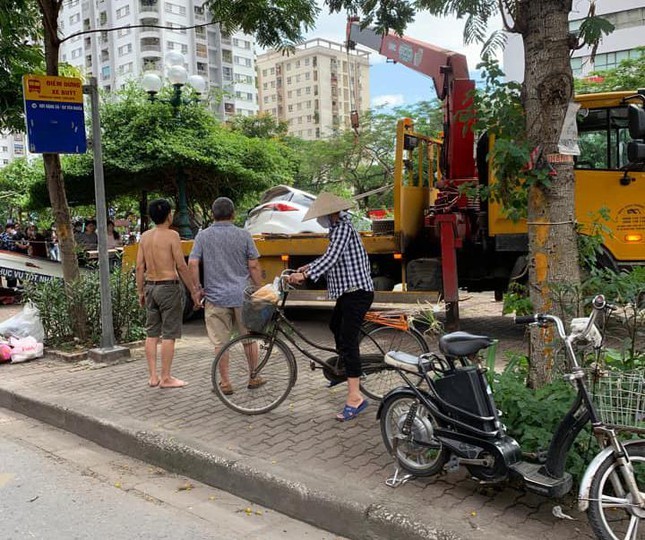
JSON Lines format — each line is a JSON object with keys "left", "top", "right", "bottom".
{"left": 307, "top": 214, "right": 374, "bottom": 299}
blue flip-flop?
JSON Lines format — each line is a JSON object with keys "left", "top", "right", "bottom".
{"left": 336, "top": 400, "right": 369, "bottom": 422}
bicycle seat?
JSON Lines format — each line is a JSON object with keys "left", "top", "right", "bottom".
{"left": 384, "top": 351, "right": 422, "bottom": 374}
{"left": 439, "top": 331, "right": 494, "bottom": 357}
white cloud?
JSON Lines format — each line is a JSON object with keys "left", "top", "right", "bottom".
{"left": 371, "top": 94, "right": 405, "bottom": 108}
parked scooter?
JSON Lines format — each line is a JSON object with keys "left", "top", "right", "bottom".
{"left": 379, "top": 295, "right": 644, "bottom": 540}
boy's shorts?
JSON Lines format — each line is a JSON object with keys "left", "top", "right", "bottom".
{"left": 145, "top": 281, "right": 184, "bottom": 339}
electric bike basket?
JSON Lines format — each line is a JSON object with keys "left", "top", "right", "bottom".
{"left": 587, "top": 368, "right": 645, "bottom": 433}
{"left": 242, "top": 287, "right": 278, "bottom": 333}
{"left": 433, "top": 366, "right": 498, "bottom": 434}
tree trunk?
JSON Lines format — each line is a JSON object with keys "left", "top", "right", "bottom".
{"left": 40, "top": 1, "right": 87, "bottom": 340}
{"left": 520, "top": 0, "right": 581, "bottom": 388}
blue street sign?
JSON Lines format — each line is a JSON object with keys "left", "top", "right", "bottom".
{"left": 22, "top": 75, "right": 87, "bottom": 154}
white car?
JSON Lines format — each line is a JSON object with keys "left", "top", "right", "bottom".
{"left": 245, "top": 185, "right": 370, "bottom": 235}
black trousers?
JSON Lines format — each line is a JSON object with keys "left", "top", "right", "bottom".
{"left": 329, "top": 289, "right": 374, "bottom": 378}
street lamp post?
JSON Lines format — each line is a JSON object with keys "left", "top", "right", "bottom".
{"left": 141, "top": 52, "right": 206, "bottom": 239}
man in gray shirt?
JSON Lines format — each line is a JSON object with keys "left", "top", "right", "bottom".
{"left": 189, "top": 197, "right": 263, "bottom": 395}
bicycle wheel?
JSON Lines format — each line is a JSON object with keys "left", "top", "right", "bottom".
{"left": 211, "top": 333, "right": 297, "bottom": 415}
{"left": 587, "top": 441, "right": 645, "bottom": 540}
{"left": 359, "top": 324, "right": 428, "bottom": 401}
{"left": 380, "top": 392, "right": 447, "bottom": 477}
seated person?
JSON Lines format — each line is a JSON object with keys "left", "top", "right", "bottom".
{"left": 77, "top": 219, "right": 98, "bottom": 251}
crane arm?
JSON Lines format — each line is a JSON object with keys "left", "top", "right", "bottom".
{"left": 345, "top": 18, "right": 470, "bottom": 100}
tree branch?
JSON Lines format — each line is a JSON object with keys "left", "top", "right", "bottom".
{"left": 498, "top": 0, "right": 516, "bottom": 33}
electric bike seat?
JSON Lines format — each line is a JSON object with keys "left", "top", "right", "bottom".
{"left": 439, "top": 331, "right": 495, "bottom": 357}
{"left": 384, "top": 350, "right": 423, "bottom": 374}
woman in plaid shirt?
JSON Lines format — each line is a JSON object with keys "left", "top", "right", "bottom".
{"left": 289, "top": 193, "right": 374, "bottom": 422}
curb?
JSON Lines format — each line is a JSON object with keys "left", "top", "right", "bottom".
{"left": 0, "top": 385, "right": 463, "bottom": 540}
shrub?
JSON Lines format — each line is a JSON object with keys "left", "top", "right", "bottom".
{"left": 491, "top": 358, "right": 597, "bottom": 483}
{"left": 24, "top": 267, "right": 146, "bottom": 348}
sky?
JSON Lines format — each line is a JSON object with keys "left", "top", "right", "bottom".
{"left": 302, "top": 6, "right": 503, "bottom": 108}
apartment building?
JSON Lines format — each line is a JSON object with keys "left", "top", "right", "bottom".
{"left": 256, "top": 39, "right": 370, "bottom": 140}
{"left": 503, "top": 0, "right": 645, "bottom": 82}
{"left": 57, "top": 0, "right": 258, "bottom": 119}
{"left": 0, "top": 133, "right": 27, "bottom": 168}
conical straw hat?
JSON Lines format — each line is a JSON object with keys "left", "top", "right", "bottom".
{"left": 302, "top": 192, "right": 353, "bottom": 221}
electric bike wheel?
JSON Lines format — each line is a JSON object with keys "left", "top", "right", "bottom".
{"left": 380, "top": 393, "right": 448, "bottom": 477}
{"left": 587, "top": 442, "right": 645, "bottom": 540}
{"left": 359, "top": 324, "right": 428, "bottom": 401}
{"left": 211, "top": 334, "right": 297, "bottom": 415}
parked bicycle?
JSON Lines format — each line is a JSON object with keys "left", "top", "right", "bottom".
{"left": 211, "top": 270, "right": 429, "bottom": 415}
{"left": 378, "top": 294, "right": 644, "bottom": 540}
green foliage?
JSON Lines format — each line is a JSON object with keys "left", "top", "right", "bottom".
{"left": 206, "top": 0, "right": 319, "bottom": 50}
{"left": 27, "top": 85, "right": 296, "bottom": 227}
{"left": 0, "top": 0, "right": 44, "bottom": 132}
{"left": 502, "top": 282, "right": 533, "bottom": 316}
{"left": 575, "top": 48, "right": 645, "bottom": 94}
{"left": 464, "top": 59, "right": 549, "bottom": 221}
{"left": 24, "top": 266, "right": 146, "bottom": 347}
{"left": 492, "top": 360, "right": 597, "bottom": 483}
{"left": 227, "top": 113, "right": 289, "bottom": 139}
{"left": 584, "top": 267, "right": 645, "bottom": 362}
{"left": 286, "top": 101, "right": 442, "bottom": 208}
{"left": 0, "top": 157, "right": 45, "bottom": 218}
{"left": 577, "top": 207, "right": 612, "bottom": 270}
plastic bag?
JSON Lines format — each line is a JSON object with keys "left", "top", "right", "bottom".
{"left": 9, "top": 336, "right": 44, "bottom": 363}
{"left": 251, "top": 281, "right": 280, "bottom": 304}
{"left": 0, "top": 303, "right": 45, "bottom": 343}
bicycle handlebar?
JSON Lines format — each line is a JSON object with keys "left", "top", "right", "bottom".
{"left": 514, "top": 294, "right": 607, "bottom": 342}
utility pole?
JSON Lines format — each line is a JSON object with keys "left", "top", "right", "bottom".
{"left": 85, "top": 78, "right": 129, "bottom": 361}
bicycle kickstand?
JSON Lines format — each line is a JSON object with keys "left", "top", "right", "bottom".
{"left": 385, "top": 436, "right": 413, "bottom": 488}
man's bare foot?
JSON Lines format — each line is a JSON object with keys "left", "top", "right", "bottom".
{"left": 159, "top": 377, "right": 187, "bottom": 388}
{"left": 148, "top": 377, "right": 160, "bottom": 387}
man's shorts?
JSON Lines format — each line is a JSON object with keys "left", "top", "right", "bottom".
{"left": 205, "top": 303, "right": 247, "bottom": 347}
{"left": 145, "top": 282, "right": 184, "bottom": 339}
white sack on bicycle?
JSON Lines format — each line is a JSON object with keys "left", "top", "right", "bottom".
{"left": 569, "top": 317, "right": 602, "bottom": 347}
{"left": 251, "top": 280, "right": 280, "bottom": 304}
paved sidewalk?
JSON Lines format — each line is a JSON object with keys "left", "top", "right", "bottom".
{"left": 0, "top": 294, "right": 593, "bottom": 539}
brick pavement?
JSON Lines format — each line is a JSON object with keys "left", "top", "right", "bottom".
{"left": 0, "top": 294, "right": 593, "bottom": 539}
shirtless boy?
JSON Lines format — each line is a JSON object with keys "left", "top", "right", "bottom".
{"left": 136, "top": 199, "right": 201, "bottom": 388}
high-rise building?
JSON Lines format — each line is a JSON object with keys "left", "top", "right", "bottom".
{"left": 503, "top": 0, "right": 645, "bottom": 82}
{"left": 58, "top": 0, "right": 258, "bottom": 118}
{"left": 0, "top": 132, "right": 27, "bottom": 168}
{"left": 256, "top": 39, "right": 370, "bottom": 140}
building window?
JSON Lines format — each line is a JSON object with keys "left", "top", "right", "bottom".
{"left": 304, "top": 58, "right": 310, "bottom": 66}
{"left": 287, "top": 90, "right": 292, "bottom": 98}
{"left": 69, "top": 13, "right": 81, "bottom": 25}
{"left": 222, "top": 50, "right": 233, "bottom": 63}
{"left": 262, "top": 69, "right": 267, "bottom": 76}
{"left": 194, "top": 5, "right": 204, "bottom": 15}
{"left": 115, "top": 5, "right": 129, "bottom": 19}
{"left": 234, "top": 55, "right": 252, "bottom": 67}
{"left": 264, "top": 96, "right": 269, "bottom": 103}
{"left": 196, "top": 43, "right": 207, "bottom": 57}
{"left": 296, "top": 89, "right": 301, "bottom": 97}
{"left": 306, "top": 100, "right": 311, "bottom": 108}
{"left": 288, "top": 105, "right": 293, "bottom": 112}
{"left": 101, "top": 65, "right": 111, "bottom": 80}
{"left": 181, "top": 44, "right": 188, "bottom": 55}
{"left": 270, "top": 67, "right": 275, "bottom": 75}
{"left": 117, "top": 28, "right": 131, "bottom": 38}
{"left": 223, "top": 66, "right": 233, "bottom": 81}
{"left": 305, "top": 72, "right": 310, "bottom": 80}
{"left": 118, "top": 44, "right": 132, "bottom": 56}
{"left": 295, "top": 74, "right": 301, "bottom": 83}
{"left": 164, "top": 2, "right": 186, "bottom": 15}
{"left": 263, "top": 82, "right": 268, "bottom": 90}
{"left": 305, "top": 86, "right": 311, "bottom": 94}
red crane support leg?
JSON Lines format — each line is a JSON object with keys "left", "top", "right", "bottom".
{"left": 437, "top": 214, "right": 461, "bottom": 331}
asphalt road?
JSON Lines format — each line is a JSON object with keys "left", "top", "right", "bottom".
{"left": 0, "top": 409, "right": 343, "bottom": 540}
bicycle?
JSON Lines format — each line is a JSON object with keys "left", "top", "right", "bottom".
{"left": 377, "top": 294, "right": 644, "bottom": 540}
{"left": 210, "top": 270, "right": 429, "bottom": 415}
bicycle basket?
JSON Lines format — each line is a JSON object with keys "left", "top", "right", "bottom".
{"left": 242, "top": 287, "right": 278, "bottom": 333}
{"left": 587, "top": 368, "right": 645, "bottom": 433}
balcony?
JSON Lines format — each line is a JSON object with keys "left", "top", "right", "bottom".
{"left": 139, "top": 0, "right": 159, "bottom": 15}
{"left": 140, "top": 37, "right": 161, "bottom": 55}
{"left": 142, "top": 59, "right": 162, "bottom": 72}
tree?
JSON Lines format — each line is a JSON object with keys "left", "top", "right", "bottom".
{"left": 330, "top": 0, "right": 613, "bottom": 387}
{"left": 286, "top": 101, "right": 442, "bottom": 207}
{"left": 27, "top": 86, "right": 297, "bottom": 228}
{"left": 0, "top": 157, "right": 45, "bottom": 222}
{"left": 575, "top": 47, "right": 645, "bottom": 94}
{"left": 0, "top": 1, "right": 44, "bottom": 132}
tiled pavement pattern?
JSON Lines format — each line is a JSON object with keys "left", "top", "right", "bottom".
{"left": 0, "top": 294, "right": 593, "bottom": 539}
